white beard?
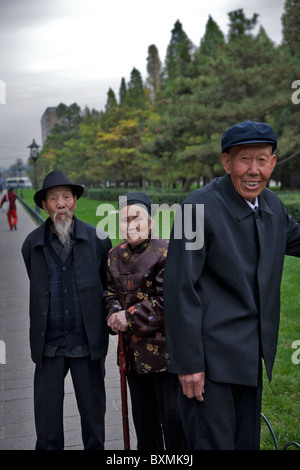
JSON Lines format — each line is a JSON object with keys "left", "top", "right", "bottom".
{"left": 53, "top": 210, "right": 72, "bottom": 250}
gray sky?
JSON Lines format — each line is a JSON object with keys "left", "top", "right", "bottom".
{"left": 0, "top": 0, "right": 286, "bottom": 169}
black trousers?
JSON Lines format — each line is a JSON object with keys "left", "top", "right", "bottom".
{"left": 178, "top": 374, "right": 263, "bottom": 450}
{"left": 127, "top": 370, "right": 187, "bottom": 451}
{"left": 34, "top": 355, "right": 106, "bottom": 450}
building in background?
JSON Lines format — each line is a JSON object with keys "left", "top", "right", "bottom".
{"left": 41, "top": 107, "right": 61, "bottom": 143}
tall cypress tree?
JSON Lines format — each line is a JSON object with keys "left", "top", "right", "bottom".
{"left": 146, "top": 44, "right": 162, "bottom": 104}
{"left": 119, "top": 77, "right": 127, "bottom": 106}
{"left": 125, "top": 67, "right": 145, "bottom": 109}
{"left": 199, "top": 15, "right": 225, "bottom": 57}
{"left": 164, "top": 20, "right": 194, "bottom": 86}
{"left": 105, "top": 88, "right": 117, "bottom": 112}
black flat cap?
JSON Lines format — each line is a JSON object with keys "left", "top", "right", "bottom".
{"left": 221, "top": 120, "right": 277, "bottom": 153}
{"left": 119, "top": 191, "right": 156, "bottom": 216}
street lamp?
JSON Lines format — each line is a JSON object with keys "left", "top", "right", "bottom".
{"left": 16, "top": 158, "right": 23, "bottom": 198}
{"left": 27, "top": 139, "right": 40, "bottom": 212}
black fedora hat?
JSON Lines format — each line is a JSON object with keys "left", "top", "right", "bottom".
{"left": 34, "top": 170, "right": 84, "bottom": 209}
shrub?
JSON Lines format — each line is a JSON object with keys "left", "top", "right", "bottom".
{"left": 84, "top": 187, "right": 189, "bottom": 205}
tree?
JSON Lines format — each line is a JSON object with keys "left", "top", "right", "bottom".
{"left": 282, "top": 0, "right": 300, "bottom": 57}
{"left": 55, "top": 102, "right": 82, "bottom": 132}
{"left": 96, "top": 112, "right": 149, "bottom": 187}
{"left": 164, "top": 20, "right": 195, "bottom": 88}
{"left": 146, "top": 44, "right": 162, "bottom": 104}
{"left": 105, "top": 88, "right": 117, "bottom": 112}
{"left": 125, "top": 68, "right": 146, "bottom": 109}
{"left": 119, "top": 77, "right": 127, "bottom": 106}
{"left": 199, "top": 15, "right": 225, "bottom": 57}
{"left": 228, "top": 9, "right": 259, "bottom": 40}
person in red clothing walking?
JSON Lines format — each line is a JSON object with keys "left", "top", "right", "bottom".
{"left": 1, "top": 187, "right": 18, "bottom": 230}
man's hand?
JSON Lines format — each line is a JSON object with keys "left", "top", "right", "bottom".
{"left": 179, "top": 372, "right": 205, "bottom": 401}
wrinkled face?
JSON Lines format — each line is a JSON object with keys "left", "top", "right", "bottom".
{"left": 42, "top": 186, "right": 77, "bottom": 222}
{"left": 221, "top": 144, "right": 276, "bottom": 201}
{"left": 119, "top": 205, "right": 152, "bottom": 248}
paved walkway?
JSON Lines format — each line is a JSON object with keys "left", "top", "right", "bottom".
{"left": 0, "top": 199, "right": 136, "bottom": 450}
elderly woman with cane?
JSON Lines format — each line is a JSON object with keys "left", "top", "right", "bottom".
{"left": 104, "top": 192, "right": 186, "bottom": 451}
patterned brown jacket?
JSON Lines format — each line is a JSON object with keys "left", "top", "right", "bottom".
{"left": 104, "top": 237, "right": 169, "bottom": 374}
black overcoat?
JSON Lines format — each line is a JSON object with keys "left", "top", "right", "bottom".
{"left": 164, "top": 174, "right": 300, "bottom": 386}
{"left": 22, "top": 216, "right": 111, "bottom": 368}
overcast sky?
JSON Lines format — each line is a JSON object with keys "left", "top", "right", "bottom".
{"left": 0, "top": 0, "right": 286, "bottom": 170}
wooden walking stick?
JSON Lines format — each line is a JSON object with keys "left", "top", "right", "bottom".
{"left": 118, "top": 331, "right": 130, "bottom": 450}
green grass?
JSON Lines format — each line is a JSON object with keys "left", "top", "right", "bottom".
{"left": 260, "top": 255, "right": 300, "bottom": 450}
{"left": 18, "top": 188, "right": 299, "bottom": 449}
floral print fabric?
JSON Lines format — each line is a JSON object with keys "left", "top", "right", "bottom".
{"left": 104, "top": 237, "right": 169, "bottom": 374}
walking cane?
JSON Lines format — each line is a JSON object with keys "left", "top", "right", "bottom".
{"left": 118, "top": 331, "right": 130, "bottom": 450}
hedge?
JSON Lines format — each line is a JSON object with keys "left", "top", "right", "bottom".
{"left": 83, "top": 187, "right": 189, "bottom": 205}
{"left": 83, "top": 187, "right": 300, "bottom": 223}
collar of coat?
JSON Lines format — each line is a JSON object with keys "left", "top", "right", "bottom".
{"left": 31, "top": 216, "right": 90, "bottom": 248}
{"left": 221, "top": 174, "right": 274, "bottom": 221}
{"left": 125, "top": 235, "right": 152, "bottom": 254}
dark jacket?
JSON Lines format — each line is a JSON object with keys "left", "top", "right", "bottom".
{"left": 104, "top": 237, "right": 169, "bottom": 374}
{"left": 164, "top": 174, "right": 300, "bottom": 386}
{"left": 21, "top": 216, "right": 111, "bottom": 367}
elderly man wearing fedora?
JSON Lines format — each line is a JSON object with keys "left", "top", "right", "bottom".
{"left": 22, "top": 170, "right": 111, "bottom": 450}
{"left": 163, "top": 121, "right": 300, "bottom": 450}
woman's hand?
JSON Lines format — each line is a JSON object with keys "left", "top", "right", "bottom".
{"left": 107, "top": 311, "right": 128, "bottom": 333}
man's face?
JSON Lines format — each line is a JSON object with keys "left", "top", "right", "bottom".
{"left": 42, "top": 186, "right": 77, "bottom": 222}
{"left": 221, "top": 144, "right": 276, "bottom": 201}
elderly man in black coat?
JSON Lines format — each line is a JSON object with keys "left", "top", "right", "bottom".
{"left": 163, "top": 121, "right": 300, "bottom": 450}
{"left": 22, "top": 170, "right": 111, "bottom": 450}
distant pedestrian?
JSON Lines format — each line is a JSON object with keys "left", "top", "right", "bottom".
{"left": 1, "top": 187, "right": 18, "bottom": 230}
{"left": 22, "top": 170, "right": 111, "bottom": 450}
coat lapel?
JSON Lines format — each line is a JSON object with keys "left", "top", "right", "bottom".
{"left": 220, "top": 174, "right": 274, "bottom": 221}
